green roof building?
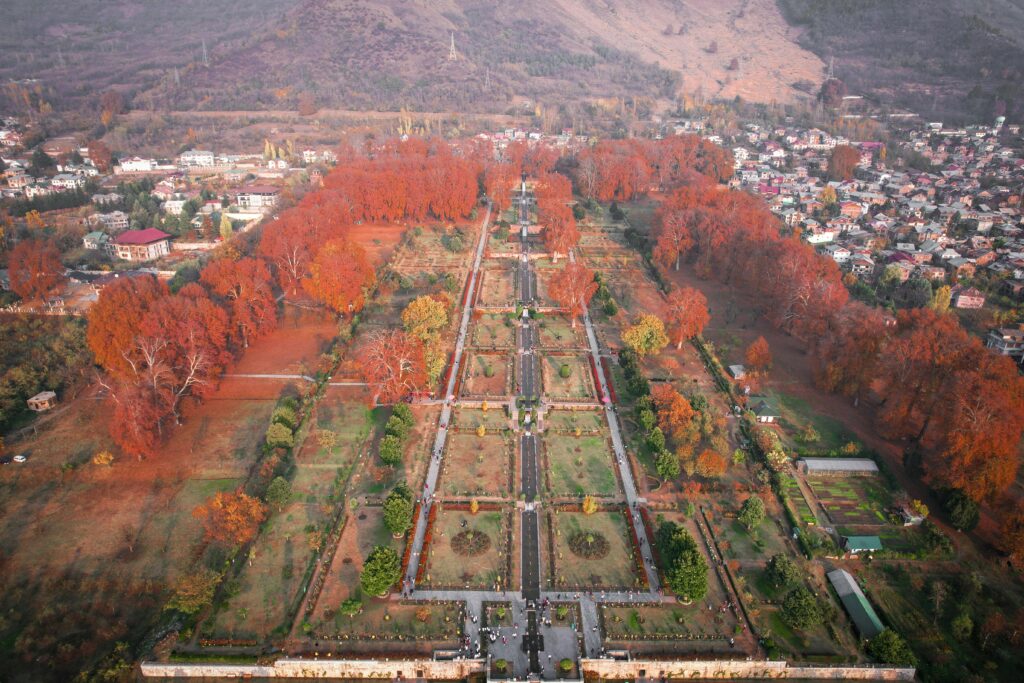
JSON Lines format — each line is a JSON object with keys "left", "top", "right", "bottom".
{"left": 843, "top": 535, "right": 883, "bottom": 554}
{"left": 828, "top": 569, "right": 884, "bottom": 639}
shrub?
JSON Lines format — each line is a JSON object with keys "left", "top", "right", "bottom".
{"left": 92, "top": 450, "right": 114, "bottom": 466}
{"left": 582, "top": 495, "right": 598, "bottom": 515}
{"left": 942, "top": 489, "right": 979, "bottom": 531}
{"left": 385, "top": 414, "right": 411, "bottom": 441}
{"left": 379, "top": 434, "right": 403, "bottom": 467}
{"left": 867, "top": 628, "right": 917, "bottom": 666}
{"left": 265, "top": 476, "right": 293, "bottom": 512}
{"left": 765, "top": 553, "right": 800, "bottom": 588}
{"left": 391, "top": 403, "right": 414, "bottom": 427}
{"left": 360, "top": 545, "right": 401, "bottom": 596}
{"left": 559, "top": 363, "right": 571, "bottom": 378}
{"left": 271, "top": 405, "right": 298, "bottom": 430}
{"left": 339, "top": 597, "right": 362, "bottom": 617}
{"left": 165, "top": 568, "right": 220, "bottom": 615}
{"left": 738, "top": 496, "right": 766, "bottom": 532}
{"left": 265, "top": 422, "right": 294, "bottom": 449}
{"left": 781, "top": 587, "right": 822, "bottom": 629}
{"left": 383, "top": 486, "right": 414, "bottom": 536}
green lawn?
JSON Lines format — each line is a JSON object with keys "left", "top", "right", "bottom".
{"left": 767, "top": 390, "right": 857, "bottom": 451}
{"left": 544, "top": 434, "right": 618, "bottom": 497}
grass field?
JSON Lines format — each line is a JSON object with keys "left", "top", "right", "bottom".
{"left": 211, "top": 398, "right": 377, "bottom": 639}
{"left": 463, "top": 353, "right": 512, "bottom": 398}
{"left": 453, "top": 406, "right": 510, "bottom": 432}
{"left": 543, "top": 433, "right": 618, "bottom": 497}
{"left": 472, "top": 312, "right": 516, "bottom": 349}
{"left": 441, "top": 432, "right": 512, "bottom": 497}
{"left": 603, "top": 603, "right": 735, "bottom": 643}
{"left": 544, "top": 408, "right": 605, "bottom": 434}
{"left": 549, "top": 510, "right": 639, "bottom": 590}
{"left": 423, "top": 508, "right": 509, "bottom": 589}
{"left": 536, "top": 315, "right": 584, "bottom": 349}
{"left": 541, "top": 354, "right": 594, "bottom": 401}
{"left": 767, "top": 390, "right": 857, "bottom": 452}
{"left": 479, "top": 268, "right": 516, "bottom": 307}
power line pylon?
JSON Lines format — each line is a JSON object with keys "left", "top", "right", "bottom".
{"left": 448, "top": 32, "right": 457, "bottom": 61}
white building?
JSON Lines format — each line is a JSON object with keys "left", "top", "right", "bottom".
{"left": 178, "top": 150, "right": 215, "bottom": 168}
{"left": 236, "top": 185, "right": 279, "bottom": 210}
{"left": 118, "top": 157, "right": 155, "bottom": 173}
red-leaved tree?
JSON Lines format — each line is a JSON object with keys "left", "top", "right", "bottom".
{"left": 664, "top": 287, "right": 709, "bottom": 348}
{"left": 548, "top": 262, "right": 597, "bottom": 328}
{"left": 357, "top": 329, "right": 427, "bottom": 404}
{"left": 7, "top": 239, "right": 64, "bottom": 302}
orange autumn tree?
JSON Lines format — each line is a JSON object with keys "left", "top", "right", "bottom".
{"left": 745, "top": 336, "right": 772, "bottom": 375}
{"left": 193, "top": 490, "right": 268, "bottom": 546}
{"left": 664, "top": 287, "right": 710, "bottom": 348}
{"left": 87, "top": 274, "right": 170, "bottom": 378}
{"left": 302, "top": 238, "right": 375, "bottom": 315}
{"left": 827, "top": 144, "right": 860, "bottom": 181}
{"left": 695, "top": 449, "right": 728, "bottom": 478}
{"left": 810, "top": 302, "right": 889, "bottom": 403}
{"left": 548, "top": 262, "right": 598, "bottom": 328}
{"left": 650, "top": 383, "right": 695, "bottom": 443}
{"left": 201, "top": 257, "right": 277, "bottom": 348}
{"left": 653, "top": 208, "right": 695, "bottom": 271}
{"left": 357, "top": 329, "right": 428, "bottom": 403}
{"left": 7, "top": 239, "right": 65, "bottom": 302}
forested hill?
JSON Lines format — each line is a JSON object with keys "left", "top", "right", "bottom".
{"left": 0, "top": 0, "right": 824, "bottom": 115}
{"left": 778, "top": 0, "right": 1024, "bottom": 123}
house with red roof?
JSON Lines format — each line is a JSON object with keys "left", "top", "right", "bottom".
{"left": 113, "top": 228, "right": 171, "bottom": 262}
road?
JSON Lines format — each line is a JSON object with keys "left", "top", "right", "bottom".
{"left": 403, "top": 202, "right": 492, "bottom": 589}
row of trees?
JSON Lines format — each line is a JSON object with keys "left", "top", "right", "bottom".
{"left": 573, "top": 136, "right": 734, "bottom": 202}
{"left": 648, "top": 169, "right": 1024, "bottom": 537}
{"left": 535, "top": 172, "right": 580, "bottom": 262}
{"left": 87, "top": 261, "right": 277, "bottom": 456}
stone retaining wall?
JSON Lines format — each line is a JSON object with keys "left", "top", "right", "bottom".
{"left": 142, "top": 658, "right": 484, "bottom": 679}
{"left": 580, "top": 658, "right": 916, "bottom": 680}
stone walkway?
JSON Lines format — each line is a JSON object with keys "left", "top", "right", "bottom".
{"left": 571, "top": 250, "right": 661, "bottom": 594}
{"left": 403, "top": 202, "right": 492, "bottom": 589}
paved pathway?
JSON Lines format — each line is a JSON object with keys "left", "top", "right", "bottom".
{"left": 403, "top": 202, "right": 492, "bottom": 589}
{"left": 571, "top": 250, "right": 661, "bottom": 593}
{"left": 225, "top": 373, "right": 317, "bottom": 382}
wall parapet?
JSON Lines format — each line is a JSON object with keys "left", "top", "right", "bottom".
{"left": 141, "top": 657, "right": 485, "bottom": 679}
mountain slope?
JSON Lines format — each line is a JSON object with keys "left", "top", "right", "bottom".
{"left": 168, "top": 0, "right": 823, "bottom": 112}
{"left": 779, "top": 0, "right": 1024, "bottom": 122}
{"left": 0, "top": 0, "right": 825, "bottom": 114}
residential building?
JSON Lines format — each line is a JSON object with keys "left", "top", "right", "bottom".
{"left": 236, "top": 185, "right": 279, "bottom": 210}
{"left": 985, "top": 328, "right": 1024, "bottom": 358}
{"left": 112, "top": 228, "right": 171, "bottom": 262}
{"left": 951, "top": 285, "right": 985, "bottom": 309}
{"left": 178, "top": 150, "right": 215, "bottom": 168}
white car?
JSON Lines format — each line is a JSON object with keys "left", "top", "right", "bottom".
{"left": 13, "top": 454, "right": 27, "bottom": 463}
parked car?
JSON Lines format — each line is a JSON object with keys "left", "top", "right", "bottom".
{"left": 12, "top": 453, "right": 27, "bottom": 463}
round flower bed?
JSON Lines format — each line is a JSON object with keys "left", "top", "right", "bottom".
{"left": 451, "top": 529, "right": 491, "bottom": 556}
{"left": 568, "top": 530, "right": 610, "bottom": 559}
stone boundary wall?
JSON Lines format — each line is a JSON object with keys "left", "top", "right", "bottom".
{"left": 143, "top": 657, "right": 913, "bottom": 680}
{"left": 580, "top": 659, "right": 916, "bottom": 680}
{"left": 141, "top": 658, "right": 485, "bottom": 679}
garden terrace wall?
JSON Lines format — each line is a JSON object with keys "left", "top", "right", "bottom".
{"left": 580, "top": 659, "right": 915, "bottom": 681}
{"left": 142, "top": 657, "right": 485, "bottom": 679}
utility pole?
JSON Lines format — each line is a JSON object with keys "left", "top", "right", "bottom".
{"left": 448, "top": 32, "right": 457, "bottom": 61}
{"left": 201, "top": 39, "right": 210, "bottom": 67}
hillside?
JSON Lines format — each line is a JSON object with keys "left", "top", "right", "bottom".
{"left": 166, "top": 0, "right": 825, "bottom": 113}
{"left": 0, "top": 0, "right": 297, "bottom": 105}
{"left": 0, "top": 0, "right": 824, "bottom": 116}
{"left": 779, "top": 0, "right": 1024, "bottom": 123}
